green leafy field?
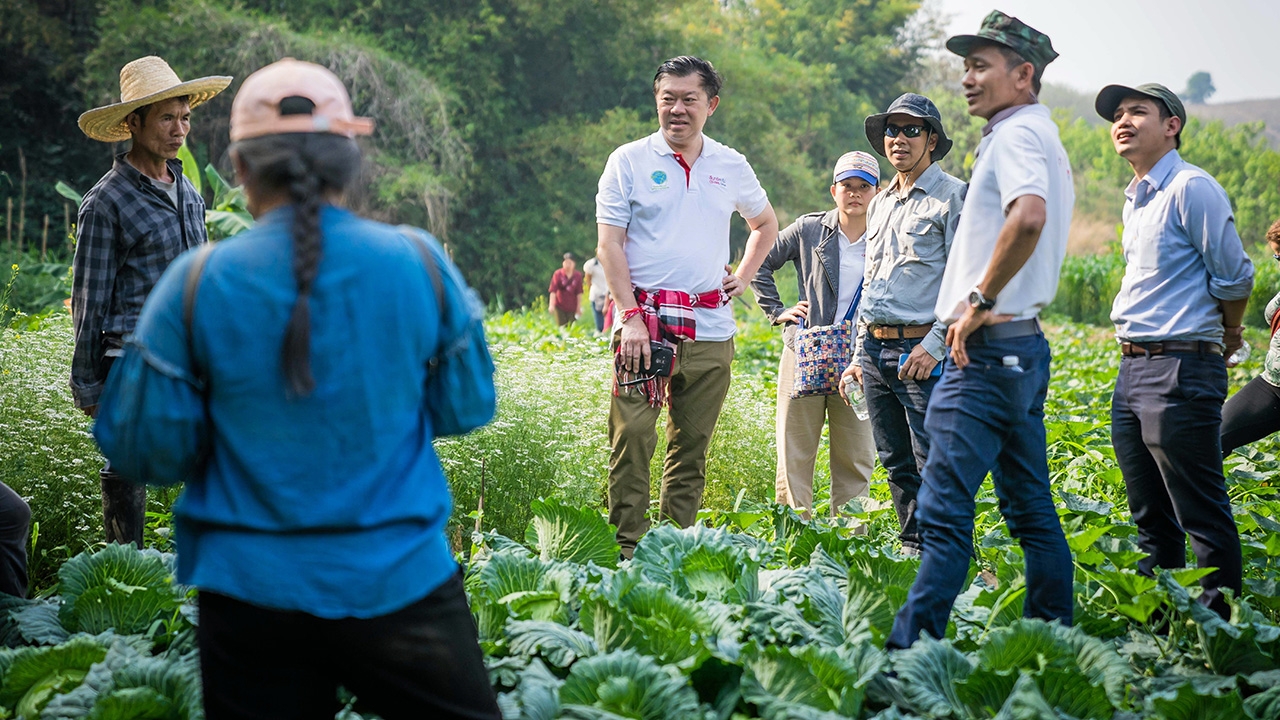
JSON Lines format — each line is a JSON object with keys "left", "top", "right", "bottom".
{"left": 5, "top": 302, "right": 1280, "bottom": 717}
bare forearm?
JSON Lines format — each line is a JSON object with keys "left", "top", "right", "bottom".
{"left": 978, "top": 196, "right": 1046, "bottom": 298}
{"left": 736, "top": 205, "right": 779, "bottom": 281}
{"left": 596, "top": 224, "right": 636, "bottom": 310}
{"left": 1220, "top": 297, "right": 1248, "bottom": 327}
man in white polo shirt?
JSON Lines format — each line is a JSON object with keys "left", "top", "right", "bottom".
{"left": 886, "top": 11, "right": 1076, "bottom": 649}
{"left": 596, "top": 55, "right": 778, "bottom": 557}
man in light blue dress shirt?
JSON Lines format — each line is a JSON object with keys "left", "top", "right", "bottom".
{"left": 1097, "top": 82, "right": 1254, "bottom": 620}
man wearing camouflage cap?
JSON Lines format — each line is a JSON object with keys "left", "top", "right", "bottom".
{"left": 886, "top": 11, "right": 1076, "bottom": 649}
{"left": 839, "top": 93, "right": 966, "bottom": 554}
{"left": 1099, "top": 82, "right": 1252, "bottom": 620}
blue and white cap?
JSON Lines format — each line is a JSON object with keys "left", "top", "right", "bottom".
{"left": 832, "top": 151, "right": 880, "bottom": 186}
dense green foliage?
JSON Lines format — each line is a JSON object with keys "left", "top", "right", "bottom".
{"left": 8, "top": 297, "right": 1280, "bottom": 715}
{"left": 8, "top": 0, "right": 1280, "bottom": 311}
{"left": 6, "top": 0, "right": 932, "bottom": 305}
{"left": 1049, "top": 245, "right": 1280, "bottom": 329}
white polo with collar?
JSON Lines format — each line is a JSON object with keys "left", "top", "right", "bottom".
{"left": 934, "top": 104, "right": 1074, "bottom": 324}
{"left": 596, "top": 131, "right": 770, "bottom": 340}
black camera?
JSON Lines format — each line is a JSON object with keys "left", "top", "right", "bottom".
{"left": 647, "top": 342, "right": 674, "bottom": 377}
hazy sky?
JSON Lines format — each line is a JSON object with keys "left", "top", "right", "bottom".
{"left": 930, "top": 0, "right": 1280, "bottom": 103}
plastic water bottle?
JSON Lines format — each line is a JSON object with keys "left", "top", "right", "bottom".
{"left": 1002, "top": 355, "right": 1023, "bottom": 373}
{"left": 1228, "top": 339, "right": 1251, "bottom": 367}
{"left": 847, "top": 382, "right": 870, "bottom": 422}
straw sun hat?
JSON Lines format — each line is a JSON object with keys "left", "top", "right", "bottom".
{"left": 78, "top": 56, "right": 232, "bottom": 143}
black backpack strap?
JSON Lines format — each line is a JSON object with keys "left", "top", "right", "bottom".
{"left": 183, "top": 243, "right": 216, "bottom": 384}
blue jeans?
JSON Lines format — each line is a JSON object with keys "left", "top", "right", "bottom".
{"left": 1113, "top": 351, "right": 1240, "bottom": 619}
{"left": 861, "top": 335, "right": 940, "bottom": 548}
{"left": 887, "top": 333, "right": 1073, "bottom": 649}
{"left": 592, "top": 301, "right": 606, "bottom": 333}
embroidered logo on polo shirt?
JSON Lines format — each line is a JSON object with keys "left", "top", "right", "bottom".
{"left": 708, "top": 175, "right": 727, "bottom": 188}
{"left": 650, "top": 170, "right": 669, "bottom": 191}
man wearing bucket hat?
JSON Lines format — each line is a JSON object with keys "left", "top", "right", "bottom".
{"left": 886, "top": 10, "right": 1076, "bottom": 649}
{"left": 752, "top": 151, "right": 880, "bottom": 519}
{"left": 1097, "top": 82, "right": 1253, "bottom": 620}
{"left": 838, "top": 93, "right": 966, "bottom": 554}
{"left": 71, "top": 56, "right": 230, "bottom": 547}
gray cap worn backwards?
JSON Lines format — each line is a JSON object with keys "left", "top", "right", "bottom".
{"left": 864, "top": 93, "right": 954, "bottom": 162}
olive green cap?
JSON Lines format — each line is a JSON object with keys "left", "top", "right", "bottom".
{"left": 946, "top": 10, "right": 1059, "bottom": 71}
{"left": 1094, "top": 83, "right": 1187, "bottom": 127}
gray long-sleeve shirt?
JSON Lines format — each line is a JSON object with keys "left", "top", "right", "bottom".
{"left": 854, "top": 163, "right": 967, "bottom": 364}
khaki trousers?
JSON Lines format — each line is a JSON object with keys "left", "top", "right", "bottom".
{"left": 776, "top": 344, "right": 875, "bottom": 518}
{"left": 609, "top": 339, "right": 734, "bottom": 555}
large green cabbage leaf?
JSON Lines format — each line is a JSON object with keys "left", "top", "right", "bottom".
{"left": 58, "top": 546, "right": 180, "bottom": 636}
{"left": 39, "top": 639, "right": 200, "bottom": 720}
{"left": 579, "top": 568, "right": 740, "bottom": 671}
{"left": 496, "top": 658, "right": 562, "bottom": 720}
{"left": 741, "top": 641, "right": 883, "bottom": 719}
{"left": 891, "top": 634, "right": 972, "bottom": 718}
{"left": 505, "top": 620, "right": 598, "bottom": 668}
{"left": 1145, "top": 680, "right": 1247, "bottom": 720}
{"left": 631, "top": 525, "right": 762, "bottom": 604}
{"left": 524, "top": 499, "right": 619, "bottom": 569}
{"left": 0, "top": 635, "right": 110, "bottom": 718}
{"left": 559, "top": 649, "right": 700, "bottom": 720}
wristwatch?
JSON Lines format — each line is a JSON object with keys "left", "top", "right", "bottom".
{"left": 968, "top": 287, "right": 996, "bottom": 312}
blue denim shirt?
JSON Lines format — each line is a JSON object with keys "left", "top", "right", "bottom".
{"left": 1110, "top": 150, "right": 1254, "bottom": 342}
{"left": 94, "top": 206, "right": 478, "bottom": 619}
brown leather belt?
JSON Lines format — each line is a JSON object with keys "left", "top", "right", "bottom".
{"left": 1120, "top": 340, "right": 1222, "bottom": 357}
{"left": 870, "top": 323, "right": 933, "bottom": 340}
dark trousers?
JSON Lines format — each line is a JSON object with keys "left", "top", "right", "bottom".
{"left": 198, "top": 572, "right": 500, "bottom": 720}
{"left": 98, "top": 355, "right": 147, "bottom": 548}
{"left": 887, "top": 333, "right": 1073, "bottom": 649}
{"left": 0, "top": 484, "right": 30, "bottom": 598}
{"left": 1112, "top": 351, "right": 1241, "bottom": 619}
{"left": 861, "top": 335, "right": 940, "bottom": 548}
{"left": 1222, "top": 374, "right": 1280, "bottom": 455}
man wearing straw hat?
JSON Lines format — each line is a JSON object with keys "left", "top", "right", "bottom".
{"left": 71, "top": 56, "right": 231, "bottom": 547}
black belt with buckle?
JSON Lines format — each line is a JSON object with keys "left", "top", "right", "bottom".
{"left": 1120, "top": 340, "right": 1223, "bottom": 357}
{"left": 965, "top": 317, "right": 1042, "bottom": 346}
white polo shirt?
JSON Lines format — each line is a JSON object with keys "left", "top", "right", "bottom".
{"left": 934, "top": 104, "right": 1075, "bottom": 323}
{"left": 596, "top": 131, "right": 770, "bottom": 340}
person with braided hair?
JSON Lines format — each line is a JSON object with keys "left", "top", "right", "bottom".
{"left": 93, "top": 59, "right": 499, "bottom": 719}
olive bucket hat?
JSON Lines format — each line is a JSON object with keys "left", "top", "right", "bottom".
{"left": 864, "top": 93, "right": 954, "bottom": 162}
{"left": 946, "top": 9, "right": 1059, "bottom": 71}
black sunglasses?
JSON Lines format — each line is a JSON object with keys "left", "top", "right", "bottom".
{"left": 885, "top": 123, "right": 927, "bottom": 139}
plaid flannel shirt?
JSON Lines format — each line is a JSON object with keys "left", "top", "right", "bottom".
{"left": 70, "top": 153, "right": 206, "bottom": 408}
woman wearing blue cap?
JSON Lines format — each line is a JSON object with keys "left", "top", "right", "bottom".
{"left": 751, "top": 151, "right": 880, "bottom": 520}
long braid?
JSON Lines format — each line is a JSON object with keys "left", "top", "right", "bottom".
{"left": 281, "top": 146, "right": 323, "bottom": 396}
{"left": 231, "top": 132, "right": 361, "bottom": 398}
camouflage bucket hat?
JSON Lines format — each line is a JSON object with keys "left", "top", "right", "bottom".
{"left": 946, "top": 10, "right": 1058, "bottom": 71}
